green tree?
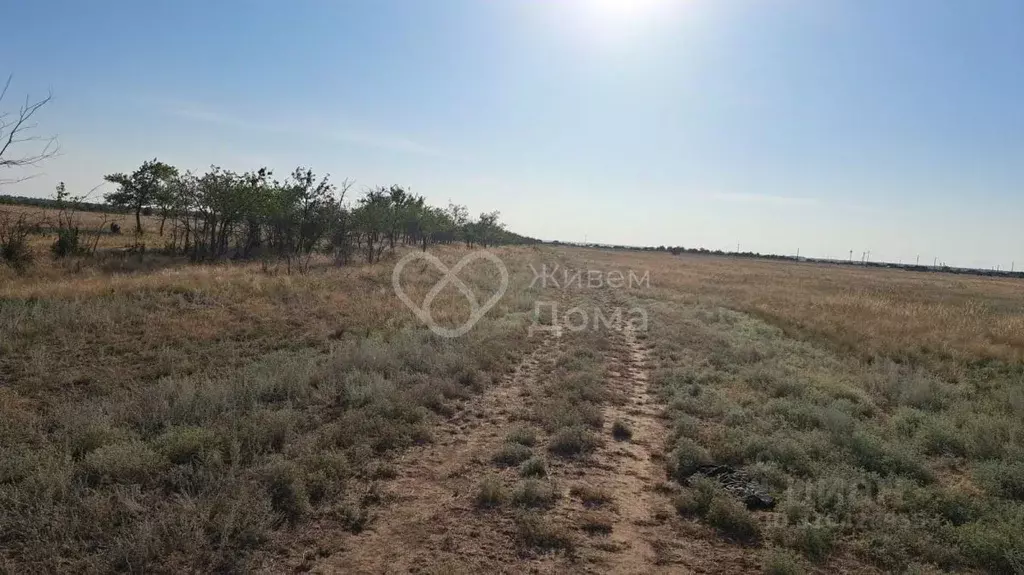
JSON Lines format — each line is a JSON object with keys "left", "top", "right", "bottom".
{"left": 104, "top": 159, "right": 178, "bottom": 235}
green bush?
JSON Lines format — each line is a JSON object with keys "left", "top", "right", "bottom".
{"left": 69, "top": 424, "right": 135, "bottom": 459}
{"left": 156, "top": 426, "right": 222, "bottom": 465}
{"left": 80, "top": 441, "right": 167, "bottom": 485}
{"left": 668, "top": 438, "right": 712, "bottom": 481}
{"left": 785, "top": 524, "right": 835, "bottom": 564}
{"left": 672, "top": 477, "right": 718, "bottom": 517}
{"left": 957, "top": 514, "right": 1024, "bottom": 573}
{"left": 764, "top": 549, "right": 806, "bottom": 575}
{"left": 548, "top": 426, "right": 600, "bottom": 458}
{"left": 511, "top": 480, "right": 559, "bottom": 509}
{"left": 506, "top": 427, "right": 538, "bottom": 447}
{"left": 519, "top": 457, "right": 547, "bottom": 478}
{"left": 976, "top": 460, "right": 1024, "bottom": 501}
{"left": 706, "top": 496, "right": 761, "bottom": 542}
{"left": 263, "top": 460, "right": 310, "bottom": 524}
{"left": 918, "top": 419, "right": 968, "bottom": 458}
{"left": 611, "top": 419, "right": 633, "bottom": 441}
{"left": 493, "top": 443, "right": 533, "bottom": 467}
{"left": 0, "top": 232, "right": 33, "bottom": 272}
{"left": 475, "top": 476, "right": 506, "bottom": 509}
{"left": 51, "top": 227, "right": 83, "bottom": 258}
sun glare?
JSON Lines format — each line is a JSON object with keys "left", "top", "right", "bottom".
{"left": 571, "top": 0, "right": 679, "bottom": 42}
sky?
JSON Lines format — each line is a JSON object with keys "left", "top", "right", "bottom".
{"left": 1, "top": 0, "right": 1022, "bottom": 269}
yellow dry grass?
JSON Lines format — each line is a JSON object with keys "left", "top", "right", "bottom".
{"left": 565, "top": 247, "right": 1024, "bottom": 372}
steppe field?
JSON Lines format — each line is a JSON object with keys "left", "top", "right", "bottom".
{"left": 2, "top": 208, "right": 1023, "bottom": 574}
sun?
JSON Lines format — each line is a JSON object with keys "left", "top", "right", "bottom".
{"left": 572, "top": 0, "right": 679, "bottom": 42}
{"left": 586, "top": 0, "right": 669, "bottom": 20}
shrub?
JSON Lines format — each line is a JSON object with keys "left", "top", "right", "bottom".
{"left": 785, "top": 524, "right": 835, "bottom": 564}
{"left": 51, "top": 227, "right": 83, "bottom": 258}
{"left": 975, "top": 460, "right": 1024, "bottom": 501}
{"left": 475, "top": 476, "right": 506, "bottom": 509}
{"left": 672, "top": 414, "right": 701, "bottom": 440}
{"left": 668, "top": 438, "right": 712, "bottom": 481}
{"left": 672, "top": 477, "right": 717, "bottom": 517}
{"left": 570, "top": 484, "right": 614, "bottom": 508}
{"left": 205, "top": 482, "right": 275, "bottom": 553}
{"left": 338, "top": 502, "right": 370, "bottom": 533}
{"left": 549, "top": 426, "right": 600, "bottom": 458}
{"left": 80, "top": 441, "right": 166, "bottom": 485}
{"left": 520, "top": 457, "right": 547, "bottom": 478}
{"left": 69, "top": 424, "right": 135, "bottom": 459}
{"left": 493, "top": 443, "right": 533, "bottom": 468}
{"left": 263, "top": 460, "right": 311, "bottom": 524}
{"left": 0, "top": 228, "right": 33, "bottom": 272}
{"left": 511, "top": 480, "right": 559, "bottom": 509}
{"left": 156, "top": 426, "right": 222, "bottom": 465}
{"left": 611, "top": 419, "right": 633, "bottom": 441}
{"left": 301, "top": 450, "right": 351, "bottom": 504}
{"left": 918, "top": 419, "right": 968, "bottom": 457}
{"left": 764, "top": 549, "right": 806, "bottom": 575}
{"left": 507, "top": 427, "right": 538, "bottom": 447}
{"left": 844, "top": 431, "right": 933, "bottom": 483}
{"left": 956, "top": 514, "right": 1024, "bottom": 573}
{"left": 514, "top": 513, "right": 575, "bottom": 553}
{"left": 706, "top": 496, "right": 761, "bottom": 542}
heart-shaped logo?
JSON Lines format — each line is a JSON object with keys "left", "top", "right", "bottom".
{"left": 392, "top": 250, "right": 509, "bottom": 338}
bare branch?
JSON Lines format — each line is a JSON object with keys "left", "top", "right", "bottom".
{"left": 0, "top": 75, "right": 59, "bottom": 186}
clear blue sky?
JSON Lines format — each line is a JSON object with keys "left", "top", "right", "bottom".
{"left": 2, "top": 0, "right": 1022, "bottom": 268}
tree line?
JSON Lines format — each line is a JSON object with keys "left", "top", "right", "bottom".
{"left": 0, "top": 158, "right": 538, "bottom": 273}
{"left": 100, "top": 159, "right": 535, "bottom": 266}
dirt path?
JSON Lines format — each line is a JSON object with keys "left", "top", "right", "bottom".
{"left": 271, "top": 291, "right": 762, "bottom": 574}
{"left": 581, "top": 320, "right": 674, "bottom": 572}
{"left": 291, "top": 329, "right": 567, "bottom": 574}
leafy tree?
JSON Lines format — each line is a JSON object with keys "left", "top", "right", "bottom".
{"left": 104, "top": 159, "right": 178, "bottom": 235}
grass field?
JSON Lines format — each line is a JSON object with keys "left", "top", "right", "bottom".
{"left": 2, "top": 216, "right": 1023, "bottom": 573}
{"left": 571, "top": 247, "right": 1024, "bottom": 573}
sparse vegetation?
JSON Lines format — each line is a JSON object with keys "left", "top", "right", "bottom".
{"left": 476, "top": 476, "right": 507, "bottom": 509}
{"left": 548, "top": 425, "right": 601, "bottom": 458}
{"left": 0, "top": 238, "right": 544, "bottom": 571}
{"left": 511, "top": 479, "right": 560, "bottom": 509}
{"left": 493, "top": 443, "right": 534, "bottom": 468}
{"left": 570, "top": 484, "right": 615, "bottom": 508}
{"left": 567, "top": 247, "right": 1024, "bottom": 572}
{"left": 4, "top": 227, "right": 1024, "bottom": 571}
{"left": 519, "top": 456, "right": 547, "bottom": 478}
{"left": 611, "top": 419, "right": 632, "bottom": 441}
{"left": 506, "top": 426, "right": 539, "bottom": 447}
{"left": 514, "top": 513, "right": 575, "bottom": 554}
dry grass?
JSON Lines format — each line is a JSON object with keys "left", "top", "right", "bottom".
{"left": 0, "top": 238, "right": 547, "bottom": 572}
{"left": 563, "top": 247, "right": 1024, "bottom": 572}
{"left": 6, "top": 233, "right": 1024, "bottom": 572}
{"left": 565, "top": 247, "right": 1024, "bottom": 372}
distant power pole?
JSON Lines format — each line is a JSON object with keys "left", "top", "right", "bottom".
{"left": 916, "top": 255, "right": 920, "bottom": 266}
{"left": 1013, "top": 261, "right": 1016, "bottom": 273}
{"left": 933, "top": 257, "right": 938, "bottom": 268}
